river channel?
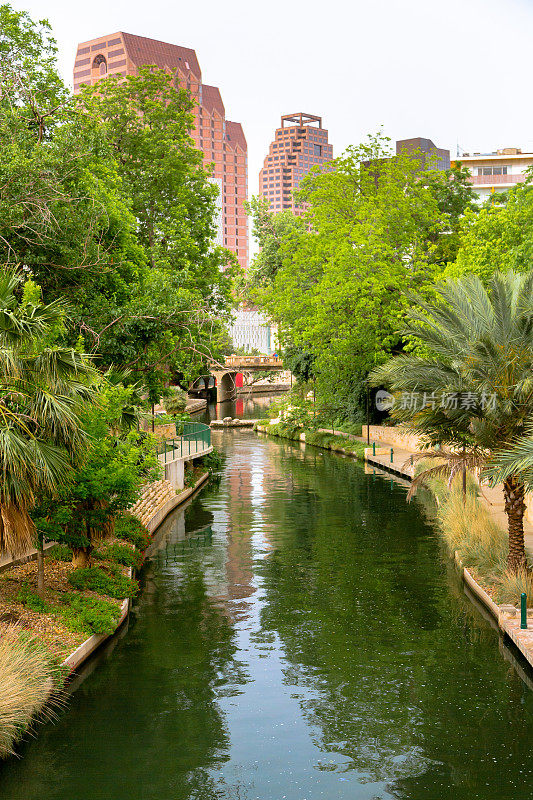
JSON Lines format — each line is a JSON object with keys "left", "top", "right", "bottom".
{"left": 1, "top": 426, "right": 533, "bottom": 799}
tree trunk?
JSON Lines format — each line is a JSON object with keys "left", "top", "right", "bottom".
{"left": 72, "top": 547, "right": 91, "bottom": 568}
{"left": 36, "top": 533, "right": 45, "bottom": 599}
{"left": 462, "top": 444, "right": 466, "bottom": 501}
{"left": 503, "top": 476, "right": 527, "bottom": 572}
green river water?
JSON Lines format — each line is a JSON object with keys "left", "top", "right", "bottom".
{"left": 1, "top": 426, "right": 533, "bottom": 799}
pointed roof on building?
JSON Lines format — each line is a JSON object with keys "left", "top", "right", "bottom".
{"left": 120, "top": 32, "right": 201, "bottom": 79}
{"left": 202, "top": 84, "right": 225, "bottom": 116}
{"left": 226, "top": 121, "right": 247, "bottom": 151}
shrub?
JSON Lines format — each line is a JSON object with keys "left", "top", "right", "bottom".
{"left": 114, "top": 514, "right": 151, "bottom": 551}
{"left": 16, "top": 584, "right": 48, "bottom": 613}
{"left": 68, "top": 566, "right": 138, "bottom": 599}
{"left": 96, "top": 543, "right": 143, "bottom": 570}
{"left": 200, "top": 448, "right": 225, "bottom": 474}
{"left": 60, "top": 595, "right": 121, "bottom": 636}
{"left": 47, "top": 544, "right": 73, "bottom": 562}
{"left": 0, "top": 626, "right": 59, "bottom": 758}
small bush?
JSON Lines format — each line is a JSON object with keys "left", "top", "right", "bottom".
{"left": 96, "top": 543, "right": 143, "bottom": 570}
{"left": 200, "top": 448, "right": 225, "bottom": 474}
{"left": 60, "top": 595, "right": 121, "bottom": 636}
{"left": 47, "top": 544, "right": 73, "bottom": 563}
{"left": 16, "top": 584, "right": 48, "bottom": 613}
{"left": 68, "top": 566, "right": 138, "bottom": 600}
{"left": 114, "top": 514, "right": 151, "bottom": 551}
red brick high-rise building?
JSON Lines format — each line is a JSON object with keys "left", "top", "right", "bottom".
{"left": 259, "top": 113, "right": 333, "bottom": 215}
{"left": 73, "top": 32, "right": 248, "bottom": 270}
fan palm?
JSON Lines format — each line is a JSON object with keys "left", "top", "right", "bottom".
{"left": 371, "top": 271, "right": 533, "bottom": 572}
{"left": 0, "top": 268, "right": 95, "bottom": 567}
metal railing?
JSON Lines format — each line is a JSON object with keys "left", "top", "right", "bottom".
{"left": 157, "top": 421, "right": 211, "bottom": 462}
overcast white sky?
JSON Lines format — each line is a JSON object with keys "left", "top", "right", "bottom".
{"left": 14, "top": 0, "right": 533, "bottom": 229}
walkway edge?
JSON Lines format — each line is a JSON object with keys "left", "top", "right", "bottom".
{"left": 61, "top": 470, "right": 210, "bottom": 675}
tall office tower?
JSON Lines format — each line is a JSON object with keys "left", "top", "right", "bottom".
{"left": 73, "top": 33, "right": 248, "bottom": 271}
{"left": 259, "top": 113, "right": 333, "bottom": 215}
{"left": 396, "top": 137, "right": 450, "bottom": 171}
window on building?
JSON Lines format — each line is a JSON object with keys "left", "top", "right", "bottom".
{"left": 92, "top": 54, "right": 107, "bottom": 75}
{"left": 477, "top": 166, "right": 508, "bottom": 176}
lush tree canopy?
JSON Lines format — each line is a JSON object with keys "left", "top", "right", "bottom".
{"left": 255, "top": 134, "right": 459, "bottom": 420}
{"left": 0, "top": 4, "right": 235, "bottom": 400}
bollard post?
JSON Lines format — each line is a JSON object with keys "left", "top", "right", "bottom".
{"left": 372, "top": 442, "right": 376, "bottom": 456}
{"left": 390, "top": 448, "right": 393, "bottom": 463}
{"left": 521, "top": 592, "right": 528, "bottom": 629}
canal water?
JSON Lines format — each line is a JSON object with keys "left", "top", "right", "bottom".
{"left": 1, "top": 430, "right": 533, "bottom": 799}
{"left": 199, "top": 391, "right": 287, "bottom": 423}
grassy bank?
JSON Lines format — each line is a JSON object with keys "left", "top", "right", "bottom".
{"left": 254, "top": 420, "right": 367, "bottom": 460}
{"left": 0, "top": 512, "right": 150, "bottom": 758}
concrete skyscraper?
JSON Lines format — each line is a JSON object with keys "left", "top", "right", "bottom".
{"left": 73, "top": 32, "right": 248, "bottom": 270}
{"left": 259, "top": 113, "right": 333, "bottom": 215}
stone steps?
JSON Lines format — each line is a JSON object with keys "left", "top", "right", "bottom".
{"left": 130, "top": 479, "right": 177, "bottom": 527}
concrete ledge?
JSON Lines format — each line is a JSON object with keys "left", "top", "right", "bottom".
{"left": 186, "top": 398, "right": 207, "bottom": 414}
{"left": 143, "top": 471, "right": 210, "bottom": 534}
{"left": 463, "top": 567, "right": 501, "bottom": 622}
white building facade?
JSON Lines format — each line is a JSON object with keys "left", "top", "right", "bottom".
{"left": 228, "top": 309, "right": 278, "bottom": 355}
{"left": 452, "top": 148, "right": 533, "bottom": 202}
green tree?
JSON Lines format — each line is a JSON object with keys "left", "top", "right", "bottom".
{"left": 445, "top": 183, "right": 533, "bottom": 284}
{"left": 77, "top": 68, "right": 235, "bottom": 299}
{"left": 423, "top": 162, "right": 477, "bottom": 266}
{"left": 239, "top": 196, "right": 305, "bottom": 301}
{"left": 260, "top": 133, "right": 446, "bottom": 422}
{"left": 371, "top": 271, "right": 533, "bottom": 572}
{"left": 37, "top": 383, "right": 160, "bottom": 568}
{"left": 0, "top": 268, "right": 95, "bottom": 591}
{"left": 0, "top": 6, "right": 233, "bottom": 395}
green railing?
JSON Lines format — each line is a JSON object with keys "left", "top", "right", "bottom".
{"left": 157, "top": 421, "right": 211, "bottom": 461}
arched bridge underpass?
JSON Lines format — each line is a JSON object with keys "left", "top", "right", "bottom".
{"left": 209, "top": 355, "right": 284, "bottom": 402}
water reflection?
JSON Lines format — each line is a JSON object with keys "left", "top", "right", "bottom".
{"left": 1, "top": 432, "right": 533, "bottom": 800}
{"left": 199, "top": 392, "right": 287, "bottom": 423}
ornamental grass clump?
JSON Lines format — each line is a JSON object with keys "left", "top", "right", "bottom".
{"left": 492, "top": 569, "right": 533, "bottom": 607}
{"left": 0, "top": 626, "right": 59, "bottom": 758}
{"left": 438, "top": 488, "right": 508, "bottom": 576}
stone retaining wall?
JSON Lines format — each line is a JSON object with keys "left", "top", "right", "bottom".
{"left": 361, "top": 425, "right": 426, "bottom": 452}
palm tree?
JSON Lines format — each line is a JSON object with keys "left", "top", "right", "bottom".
{"left": 0, "top": 268, "right": 95, "bottom": 592}
{"left": 371, "top": 271, "right": 533, "bottom": 572}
